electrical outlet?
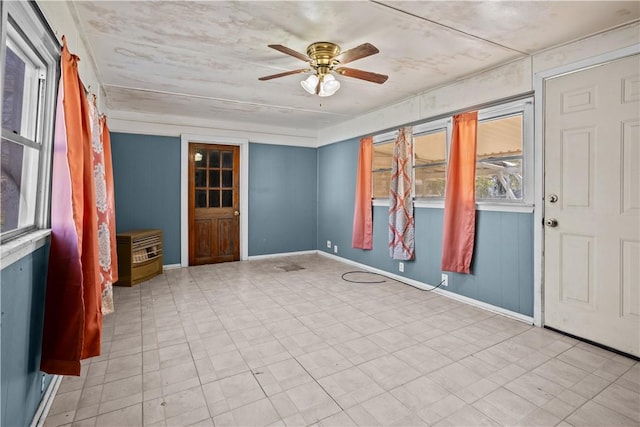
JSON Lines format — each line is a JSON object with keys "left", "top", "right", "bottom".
{"left": 399, "top": 262, "right": 404, "bottom": 273}
{"left": 333, "top": 245, "right": 338, "bottom": 253}
{"left": 327, "top": 240, "right": 331, "bottom": 248}
{"left": 441, "top": 273, "right": 449, "bottom": 287}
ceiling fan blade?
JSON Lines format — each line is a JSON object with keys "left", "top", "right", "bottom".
{"left": 258, "top": 68, "right": 310, "bottom": 81}
{"left": 268, "top": 44, "right": 310, "bottom": 62}
{"left": 336, "top": 43, "right": 379, "bottom": 65}
{"left": 335, "top": 67, "right": 388, "bottom": 84}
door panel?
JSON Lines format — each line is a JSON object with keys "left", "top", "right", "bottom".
{"left": 544, "top": 55, "right": 640, "bottom": 357}
{"left": 189, "top": 143, "right": 240, "bottom": 265}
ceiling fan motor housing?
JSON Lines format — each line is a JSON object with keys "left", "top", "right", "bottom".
{"left": 307, "top": 42, "right": 341, "bottom": 75}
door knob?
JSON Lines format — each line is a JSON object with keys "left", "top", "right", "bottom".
{"left": 234, "top": 211, "right": 240, "bottom": 216}
{"left": 545, "top": 218, "right": 558, "bottom": 227}
{"left": 548, "top": 194, "right": 558, "bottom": 203}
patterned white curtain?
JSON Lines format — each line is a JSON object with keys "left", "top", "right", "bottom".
{"left": 88, "top": 97, "right": 115, "bottom": 314}
{"left": 389, "top": 127, "right": 415, "bottom": 260}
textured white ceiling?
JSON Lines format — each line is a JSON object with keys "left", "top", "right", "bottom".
{"left": 70, "top": 1, "right": 639, "bottom": 131}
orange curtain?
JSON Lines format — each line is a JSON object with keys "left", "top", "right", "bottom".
{"left": 352, "top": 136, "right": 373, "bottom": 249}
{"left": 101, "top": 117, "right": 118, "bottom": 286}
{"left": 41, "top": 37, "right": 102, "bottom": 376}
{"left": 441, "top": 112, "right": 478, "bottom": 274}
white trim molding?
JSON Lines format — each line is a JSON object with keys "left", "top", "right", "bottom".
{"left": 247, "top": 250, "right": 318, "bottom": 261}
{"left": 30, "top": 374, "right": 62, "bottom": 427}
{"left": 180, "top": 134, "right": 249, "bottom": 267}
{"left": 1, "top": 229, "right": 50, "bottom": 269}
{"left": 532, "top": 44, "right": 640, "bottom": 328}
{"left": 318, "top": 251, "right": 534, "bottom": 325}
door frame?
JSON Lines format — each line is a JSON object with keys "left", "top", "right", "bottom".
{"left": 533, "top": 44, "right": 640, "bottom": 327}
{"left": 180, "top": 134, "right": 249, "bottom": 266}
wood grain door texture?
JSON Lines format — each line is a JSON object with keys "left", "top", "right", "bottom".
{"left": 188, "top": 143, "right": 240, "bottom": 265}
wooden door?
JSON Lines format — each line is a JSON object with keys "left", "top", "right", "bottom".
{"left": 544, "top": 55, "right": 639, "bottom": 357}
{"left": 188, "top": 143, "right": 240, "bottom": 265}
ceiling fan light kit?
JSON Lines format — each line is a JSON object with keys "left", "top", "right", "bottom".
{"left": 259, "top": 41, "right": 388, "bottom": 97}
{"left": 301, "top": 74, "right": 341, "bottom": 97}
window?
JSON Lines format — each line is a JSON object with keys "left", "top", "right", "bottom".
{"left": 372, "top": 139, "right": 394, "bottom": 199}
{"left": 414, "top": 129, "right": 447, "bottom": 198}
{"left": 1, "top": 3, "right": 59, "bottom": 242}
{"left": 370, "top": 97, "right": 532, "bottom": 207}
{"left": 475, "top": 114, "right": 524, "bottom": 201}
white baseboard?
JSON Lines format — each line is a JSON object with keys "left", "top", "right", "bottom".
{"left": 318, "top": 251, "right": 534, "bottom": 325}
{"left": 30, "top": 374, "right": 62, "bottom": 427}
{"left": 162, "top": 263, "right": 182, "bottom": 270}
{"left": 247, "top": 250, "right": 318, "bottom": 261}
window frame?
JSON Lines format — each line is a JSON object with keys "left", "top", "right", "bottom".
{"left": 412, "top": 117, "right": 451, "bottom": 202}
{"left": 370, "top": 97, "right": 534, "bottom": 212}
{"left": 1, "top": 1, "right": 60, "bottom": 264}
{"left": 476, "top": 98, "right": 534, "bottom": 207}
{"left": 371, "top": 131, "right": 396, "bottom": 200}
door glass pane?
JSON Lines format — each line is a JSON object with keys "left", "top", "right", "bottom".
{"left": 195, "top": 190, "right": 207, "bottom": 207}
{"left": 209, "top": 170, "right": 220, "bottom": 188}
{"left": 194, "top": 169, "right": 206, "bottom": 187}
{"left": 194, "top": 149, "right": 205, "bottom": 167}
{"left": 222, "top": 170, "right": 232, "bottom": 188}
{"left": 222, "top": 151, "right": 233, "bottom": 168}
{"left": 209, "top": 150, "right": 220, "bottom": 168}
{"left": 2, "top": 47, "right": 25, "bottom": 135}
{"left": 222, "top": 190, "right": 233, "bottom": 207}
{"left": 209, "top": 190, "right": 220, "bottom": 207}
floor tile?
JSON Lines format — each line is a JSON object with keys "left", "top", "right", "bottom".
{"left": 504, "top": 371, "right": 566, "bottom": 406}
{"left": 202, "top": 371, "right": 265, "bottom": 416}
{"left": 566, "top": 400, "right": 638, "bottom": 426}
{"left": 472, "top": 387, "right": 538, "bottom": 425}
{"left": 296, "top": 347, "right": 353, "bottom": 379}
{"left": 592, "top": 382, "right": 640, "bottom": 422}
{"left": 44, "top": 254, "right": 640, "bottom": 427}
{"left": 253, "top": 358, "right": 315, "bottom": 396}
{"left": 163, "top": 386, "right": 210, "bottom": 426}
{"left": 316, "top": 411, "right": 358, "bottom": 427}
{"left": 269, "top": 381, "right": 341, "bottom": 425}
{"left": 390, "top": 375, "right": 451, "bottom": 409}
{"left": 94, "top": 404, "right": 142, "bottom": 427}
{"left": 332, "top": 337, "right": 387, "bottom": 365}
{"left": 318, "top": 366, "right": 385, "bottom": 409}
{"left": 346, "top": 392, "right": 421, "bottom": 427}
{"left": 212, "top": 398, "right": 281, "bottom": 427}
{"left": 433, "top": 404, "right": 500, "bottom": 427}
{"left": 532, "top": 358, "right": 590, "bottom": 388}
{"left": 428, "top": 362, "right": 484, "bottom": 393}
{"left": 359, "top": 354, "right": 421, "bottom": 391}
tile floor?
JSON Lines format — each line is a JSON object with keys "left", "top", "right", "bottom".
{"left": 44, "top": 254, "right": 639, "bottom": 427}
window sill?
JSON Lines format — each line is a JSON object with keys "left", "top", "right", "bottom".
{"left": 372, "top": 199, "right": 534, "bottom": 213}
{"left": 1, "top": 229, "right": 51, "bottom": 269}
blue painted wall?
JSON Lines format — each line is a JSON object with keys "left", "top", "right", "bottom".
{"left": 1, "top": 245, "right": 52, "bottom": 427}
{"left": 110, "top": 133, "right": 181, "bottom": 265}
{"left": 110, "top": 134, "right": 319, "bottom": 261}
{"left": 249, "top": 143, "right": 317, "bottom": 256}
{"left": 317, "top": 137, "right": 534, "bottom": 316}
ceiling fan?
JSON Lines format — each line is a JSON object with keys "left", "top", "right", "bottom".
{"left": 258, "top": 42, "right": 388, "bottom": 97}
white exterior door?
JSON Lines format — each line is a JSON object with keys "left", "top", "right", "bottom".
{"left": 544, "top": 54, "right": 640, "bottom": 357}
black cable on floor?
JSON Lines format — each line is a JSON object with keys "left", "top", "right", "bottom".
{"left": 341, "top": 270, "right": 447, "bottom": 291}
{"left": 341, "top": 271, "right": 387, "bottom": 283}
